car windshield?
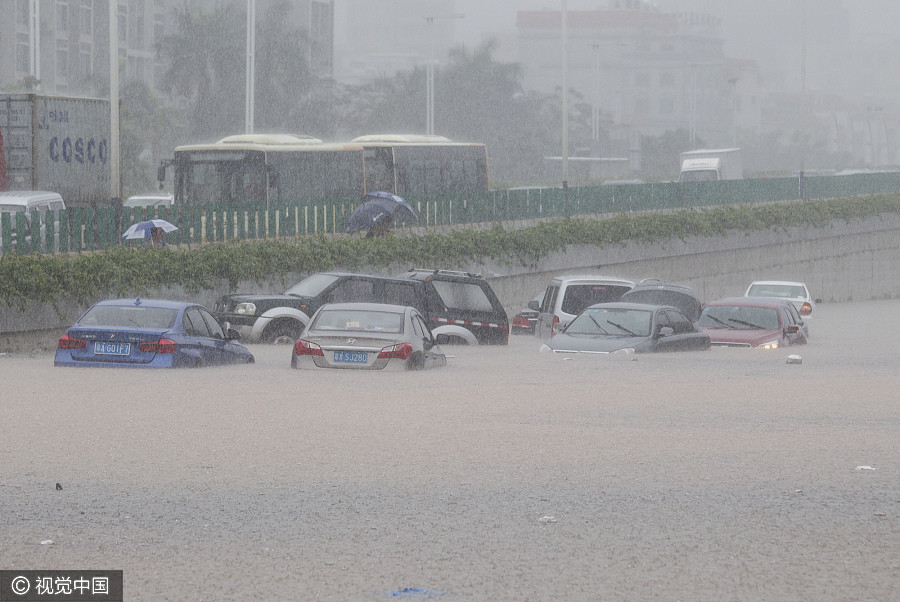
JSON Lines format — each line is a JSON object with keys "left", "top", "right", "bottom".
{"left": 698, "top": 305, "right": 780, "bottom": 330}
{"left": 747, "top": 284, "right": 807, "bottom": 299}
{"left": 565, "top": 307, "right": 652, "bottom": 337}
{"left": 311, "top": 309, "right": 404, "bottom": 334}
{"left": 285, "top": 273, "right": 340, "bottom": 297}
{"left": 78, "top": 305, "right": 178, "bottom": 329}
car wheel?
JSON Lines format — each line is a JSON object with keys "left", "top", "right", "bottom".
{"left": 266, "top": 320, "right": 302, "bottom": 344}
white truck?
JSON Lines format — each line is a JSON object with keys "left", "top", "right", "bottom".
{"left": 679, "top": 148, "right": 743, "bottom": 182}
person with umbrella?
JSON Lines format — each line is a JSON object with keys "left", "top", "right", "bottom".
{"left": 123, "top": 218, "right": 178, "bottom": 248}
{"left": 345, "top": 191, "right": 417, "bottom": 237}
{"left": 366, "top": 214, "right": 393, "bottom": 238}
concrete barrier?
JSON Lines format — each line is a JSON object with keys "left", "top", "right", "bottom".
{"left": 4, "top": 214, "right": 900, "bottom": 349}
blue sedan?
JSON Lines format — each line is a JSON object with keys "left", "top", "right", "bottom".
{"left": 55, "top": 298, "right": 255, "bottom": 368}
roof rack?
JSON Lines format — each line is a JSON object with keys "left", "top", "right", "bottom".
{"left": 408, "top": 268, "right": 484, "bottom": 279}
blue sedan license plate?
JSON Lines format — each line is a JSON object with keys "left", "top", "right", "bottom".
{"left": 333, "top": 350, "right": 368, "bottom": 364}
{"left": 94, "top": 341, "right": 131, "bottom": 355}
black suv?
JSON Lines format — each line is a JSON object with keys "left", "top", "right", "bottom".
{"left": 213, "top": 269, "right": 508, "bottom": 345}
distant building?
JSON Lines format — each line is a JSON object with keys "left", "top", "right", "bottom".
{"left": 516, "top": 4, "right": 761, "bottom": 151}
{"left": 0, "top": 0, "right": 334, "bottom": 98}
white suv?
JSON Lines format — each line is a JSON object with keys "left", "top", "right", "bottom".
{"left": 744, "top": 280, "right": 815, "bottom": 318}
{"left": 534, "top": 275, "right": 635, "bottom": 340}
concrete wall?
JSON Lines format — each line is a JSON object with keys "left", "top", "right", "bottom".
{"left": 3, "top": 214, "right": 900, "bottom": 339}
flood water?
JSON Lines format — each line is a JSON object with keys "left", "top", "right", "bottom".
{"left": 2, "top": 300, "right": 899, "bottom": 600}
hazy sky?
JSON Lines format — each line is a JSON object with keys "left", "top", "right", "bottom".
{"left": 443, "top": 0, "right": 900, "bottom": 101}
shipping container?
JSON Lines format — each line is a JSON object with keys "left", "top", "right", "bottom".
{"left": 0, "top": 94, "right": 111, "bottom": 207}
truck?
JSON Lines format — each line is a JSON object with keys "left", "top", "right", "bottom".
{"left": 679, "top": 148, "right": 743, "bottom": 182}
{"left": 0, "top": 94, "right": 111, "bottom": 207}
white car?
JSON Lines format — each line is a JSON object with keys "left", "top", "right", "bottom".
{"left": 744, "top": 280, "right": 814, "bottom": 318}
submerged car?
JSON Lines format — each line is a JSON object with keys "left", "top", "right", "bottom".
{"left": 291, "top": 302, "right": 447, "bottom": 371}
{"left": 697, "top": 297, "right": 808, "bottom": 349}
{"left": 511, "top": 291, "right": 544, "bottom": 335}
{"left": 539, "top": 302, "right": 710, "bottom": 355}
{"left": 55, "top": 299, "right": 255, "bottom": 368}
{"left": 744, "top": 280, "right": 815, "bottom": 318}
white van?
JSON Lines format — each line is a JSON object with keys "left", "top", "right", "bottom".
{"left": 534, "top": 275, "right": 635, "bottom": 340}
{"left": 0, "top": 190, "right": 67, "bottom": 253}
{"left": 124, "top": 193, "right": 174, "bottom": 209}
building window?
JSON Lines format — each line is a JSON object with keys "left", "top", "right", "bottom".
{"left": 154, "top": 13, "right": 165, "bottom": 43}
{"left": 659, "top": 97, "right": 675, "bottom": 114}
{"left": 57, "top": 0, "right": 69, "bottom": 33}
{"left": 17, "top": 0, "right": 30, "bottom": 25}
{"left": 659, "top": 72, "right": 675, "bottom": 87}
{"left": 16, "top": 33, "right": 30, "bottom": 73}
{"left": 81, "top": 0, "right": 93, "bottom": 36}
{"left": 57, "top": 46, "right": 69, "bottom": 79}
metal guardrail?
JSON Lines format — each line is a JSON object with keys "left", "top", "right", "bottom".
{"left": 3, "top": 172, "right": 900, "bottom": 255}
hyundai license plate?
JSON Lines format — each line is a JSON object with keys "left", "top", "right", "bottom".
{"left": 94, "top": 341, "right": 131, "bottom": 355}
{"left": 333, "top": 350, "right": 367, "bottom": 364}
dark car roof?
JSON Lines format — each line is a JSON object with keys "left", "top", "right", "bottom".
{"left": 583, "top": 301, "right": 679, "bottom": 313}
{"left": 704, "top": 296, "right": 794, "bottom": 308}
{"left": 620, "top": 283, "right": 702, "bottom": 321}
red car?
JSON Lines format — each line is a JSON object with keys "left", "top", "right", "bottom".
{"left": 697, "top": 297, "right": 807, "bottom": 349}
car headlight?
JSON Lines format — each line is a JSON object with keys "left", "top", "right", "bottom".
{"left": 234, "top": 302, "right": 257, "bottom": 315}
{"left": 758, "top": 340, "right": 779, "bottom": 349}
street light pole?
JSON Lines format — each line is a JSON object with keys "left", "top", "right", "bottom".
{"left": 245, "top": 0, "right": 256, "bottom": 135}
{"left": 424, "top": 13, "right": 464, "bottom": 136}
{"left": 562, "top": 0, "right": 569, "bottom": 216}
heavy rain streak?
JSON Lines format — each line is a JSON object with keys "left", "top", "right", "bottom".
{"left": 2, "top": 0, "right": 900, "bottom": 600}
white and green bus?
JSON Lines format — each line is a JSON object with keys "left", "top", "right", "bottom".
{"left": 162, "top": 133, "right": 489, "bottom": 208}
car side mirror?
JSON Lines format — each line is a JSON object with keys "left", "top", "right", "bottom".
{"left": 657, "top": 326, "right": 674, "bottom": 338}
{"left": 223, "top": 322, "right": 241, "bottom": 340}
{"left": 435, "top": 333, "right": 451, "bottom": 345}
{"left": 527, "top": 299, "right": 540, "bottom": 311}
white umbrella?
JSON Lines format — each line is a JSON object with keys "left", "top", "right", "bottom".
{"left": 122, "top": 219, "right": 178, "bottom": 240}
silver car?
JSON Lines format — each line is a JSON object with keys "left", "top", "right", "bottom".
{"left": 291, "top": 302, "right": 447, "bottom": 371}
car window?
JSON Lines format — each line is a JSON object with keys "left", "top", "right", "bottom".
{"left": 541, "top": 285, "right": 559, "bottom": 313}
{"left": 184, "top": 308, "right": 211, "bottom": 337}
{"left": 284, "top": 273, "right": 340, "bottom": 297}
{"left": 748, "top": 284, "right": 808, "bottom": 299}
{"left": 312, "top": 309, "right": 404, "bottom": 333}
{"left": 699, "top": 305, "right": 779, "bottom": 330}
{"left": 412, "top": 314, "right": 430, "bottom": 339}
{"left": 327, "top": 278, "right": 375, "bottom": 303}
{"left": 199, "top": 308, "right": 225, "bottom": 338}
{"left": 560, "top": 284, "right": 631, "bottom": 315}
{"left": 382, "top": 281, "right": 420, "bottom": 307}
{"left": 664, "top": 309, "right": 694, "bottom": 334}
{"left": 428, "top": 280, "right": 494, "bottom": 312}
{"left": 78, "top": 305, "right": 177, "bottom": 329}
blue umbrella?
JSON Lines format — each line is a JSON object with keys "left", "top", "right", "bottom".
{"left": 344, "top": 191, "right": 418, "bottom": 234}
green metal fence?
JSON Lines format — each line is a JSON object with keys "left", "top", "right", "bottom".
{"left": 3, "top": 172, "right": 900, "bottom": 256}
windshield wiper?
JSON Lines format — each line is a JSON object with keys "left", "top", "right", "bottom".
{"left": 728, "top": 318, "right": 765, "bottom": 329}
{"left": 607, "top": 320, "right": 637, "bottom": 336}
{"left": 588, "top": 315, "right": 610, "bottom": 335}
{"left": 704, "top": 315, "right": 731, "bottom": 328}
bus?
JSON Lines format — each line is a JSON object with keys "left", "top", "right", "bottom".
{"left": 161, "top": 133, "right": 489, "bottom": 208}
